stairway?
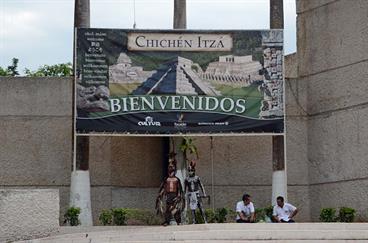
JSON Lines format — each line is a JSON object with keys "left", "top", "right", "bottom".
{"left": 132, "top": 64, "right": 175, "bottom": 95}
{"left": 182, "top": 66, "right": 221, "bottom": 96}
{"left": 16, "top": 223, "right": 368, "bottom": 242}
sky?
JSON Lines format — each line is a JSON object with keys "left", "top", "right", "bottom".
{"left": 0, "top": 0, "right": 296, "bottom": 74}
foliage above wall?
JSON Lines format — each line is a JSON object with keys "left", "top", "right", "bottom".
{"left": 0, "top": 58, "right": 72, "bottom": 77}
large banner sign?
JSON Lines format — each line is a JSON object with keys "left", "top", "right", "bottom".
{"left": 75, "top": 28, "right": 284, "bottom": 135}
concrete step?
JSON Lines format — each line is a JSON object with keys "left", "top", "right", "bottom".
{"left": 15, "top": 223, "right": 368, "bottom": 243}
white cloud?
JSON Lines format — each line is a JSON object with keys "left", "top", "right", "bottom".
{"left": 0, "top": 10, "right": 45, "bottom": 40}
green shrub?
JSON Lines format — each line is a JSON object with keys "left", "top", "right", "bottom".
{"left": 319, "top": 208, "right": 337, "bottom": 222}
{"left": 124, "top": 208, "right": 161, "bottom": 225}
{"left": 215, "top": 208, "right": 228, "bottom": 223}
{"left": 225, "top": 208, "right": 237, "bottom": 223}
{"left": 191, "top": 209, "right": 210, "bottom": 224}
{"left": 189, "top": 208, "right": 226, "bottom": 224}
{"left": 112, "top": 208, "right": 127, "bottom": 225}
{"left": 206, "top": 209, "right": 217, "bottom": 223}
{"left": 99, "top": 209, "right": 113, "bottom": 225}
{"left": 255, "top": 208, "right": 266, "bottom": 222}
{"left": 100, "top": 208, "right": 161, "bottom": 226}
{"left": 339, "top": 207, "right": 356, "bottom": 222}
{"left": 64, "top": 207, "right": 81, "bottom": 226}
{"left": 264, "top": 205, "right": 273, "bottom": 219}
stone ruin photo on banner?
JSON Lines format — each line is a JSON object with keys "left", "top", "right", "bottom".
{"left": 75, "top": 29, "right": 284, "bottom": 135}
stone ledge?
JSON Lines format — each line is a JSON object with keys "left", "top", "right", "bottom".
{"left": 14, "top": 223, "right": 368, "bottom": 242}
{"left": 0, "top": 189, "right": 60, "bottom": 242}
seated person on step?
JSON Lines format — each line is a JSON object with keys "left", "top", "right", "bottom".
{"left": 272, "top": 196, "right": 298, "bottom": 223}
{"left": 235, "top": 193, "right": 255, "bottom": 223}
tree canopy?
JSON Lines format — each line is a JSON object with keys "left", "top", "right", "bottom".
{"left": 25, "top": 63, "right": 73, "bottom": 77}
{"left": 0, "top": 58, "right": 72, "bottom": 77}
{"left": 0, "top": 58, "right": 19, "bottom": 76}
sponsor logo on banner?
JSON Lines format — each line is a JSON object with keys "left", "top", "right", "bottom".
{"left": 138, "top": 116, "right": 161, "bottom": 127}
{"left": 174, "top": 113, "right": 187, "bottom": 127}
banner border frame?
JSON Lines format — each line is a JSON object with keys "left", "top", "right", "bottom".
{"left": 74, "top": 27, "right": 285, "bottom": 137}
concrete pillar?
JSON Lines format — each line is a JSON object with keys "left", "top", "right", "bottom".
{"left": 70, "top": 170, "right": 93, "bottom": 226}
{"left": 270, "top": 0, "right": 287, "bottom": 206}
{"left": 173, "top": 0, "right": 186, "bottom": 29}
{"left": 71, "top": 0, "right": 93, "bottom": 226}
{"left": 272, "top": 170, "right": 287, "bottom": 205}
{"left": 271, "top": 135, "right": 287, "bottom": 205}
{"left": 172, "top": 0, "right": 187, "bottom": 224}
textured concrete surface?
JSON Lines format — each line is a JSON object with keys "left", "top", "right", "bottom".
{"left": 111, "top": 187, "right": 158, "bottom": 210}
{"left": 0, "top": 189, "right": 59, "bottom": 242}
{"left": 195, "top": 136, "right": 273, "bottom": 186}
{"left": 296, "top": 0, "right": 368, "bottom": 222}
{"left": 89, "top": 137, "right": 112, "bottom": 186}
{"left": 0, "top": 77, "right": 72, "bottom": 188}
{"left": 14, "top": 223, "right": 368, "bottom": 242}
{"left": 284, "top": 53, "right": 310, "bottom": 221}
{"left": 308, "top": 108, "right": 368, "bottom": 184}
{"left": 309, "top": 180, "right": 368, "bottom": 221}
{"left": 297, "top": 0, "right": 368, "bottom": 77}
{"left": 110, "top": 137, "right": 163, "bottom": 187}
{"left": 296, "top": 0, "right": 339, "bottom": 13}
{"left": 0, "top": 77, "right": 72, "bottom": 116}
{"left": 284, "top": 66, "right": 309, "bottom": 185}
{"left": 305, "top": 61, "right": 368, "bottom": 115}
{"left": 90, "top": 186, "right": 112, "bottom": 225}
{"left": 287, "top": 185, "right": 310, "bottom": 222}
{"left": 190, "top": 136, "right": 274, "bottom": 211}
{"left": 0, "top": 117, "right": 72, "bottom": 186}
{"left": 284, "top": 53, "right": 298, "bottom": 79}
{"left": 213, "top": 185, "right": 272, "bottom": 211}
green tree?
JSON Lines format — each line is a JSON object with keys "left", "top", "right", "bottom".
{"left": 25, "top": 63, "right": 72, "bottom": 77}
{"left": 0, "top": 58, "right": 19, "bottom": 76}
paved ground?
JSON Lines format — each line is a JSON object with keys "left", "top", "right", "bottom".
{"left": 16, "top": 223, "right": 368, "bottom": 243}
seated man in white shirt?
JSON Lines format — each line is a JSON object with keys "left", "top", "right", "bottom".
{"left": 235, "top": 194, "right": 255, "bottom": 223}
{"left": 272, "top": 196, "right": 298, "bottom": 223}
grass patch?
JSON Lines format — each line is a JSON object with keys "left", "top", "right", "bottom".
{"left": 213, "top": 84, "right": 263, "bottom": 118}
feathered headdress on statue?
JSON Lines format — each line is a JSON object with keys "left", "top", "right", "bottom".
{"left": 188, "top": 159, "right": 196, "bottom": 171}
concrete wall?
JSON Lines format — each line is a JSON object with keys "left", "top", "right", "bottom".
{"left": 285, "top": 53, "right": 310, "bottom": 221}
{"left": 0, "top": 77, "right": 72, "bottom": 224}
{"left": 297, "top": 0, "right": 368, "bottom": 221}
{"left": 0, "top": 189, "right": 59, "bottom": 242}
{"left": 194, "top": 136, "right": 273, "bottom": 211}
{"left": 89, "top": 136, "right": 165, "bottom": 224}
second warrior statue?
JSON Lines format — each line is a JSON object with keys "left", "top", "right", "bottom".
{"left": 184, "top": 160, "right": 207, "bottom": 224}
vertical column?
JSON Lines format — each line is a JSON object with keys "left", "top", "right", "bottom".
{"left": 173, "top": 0, "right": 187, "bottom": 29}
{"left": 270, "top": 0, "right": 287, "bottom": 205}
{"left": 172, "top": 0, "right": 187, "bottom": 223}
{"left": 70, "top": 0, "right": 93, "bottom": 226}
{"left": 272, "top": 135, "right": 287, "bottom": 204}
{"left": 172, "top": 0, "right": 187, "bottom": 185}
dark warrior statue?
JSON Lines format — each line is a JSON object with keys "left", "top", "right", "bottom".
{"left": 185, "top": 160, "right": 207, "bottom": 224}
{"left": 156, "top": 153, "right": 185, "bottom": 226}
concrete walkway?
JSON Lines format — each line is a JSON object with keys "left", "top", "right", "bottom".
{"left": 16, "top": 223, "right": 368, "bottom": 242}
